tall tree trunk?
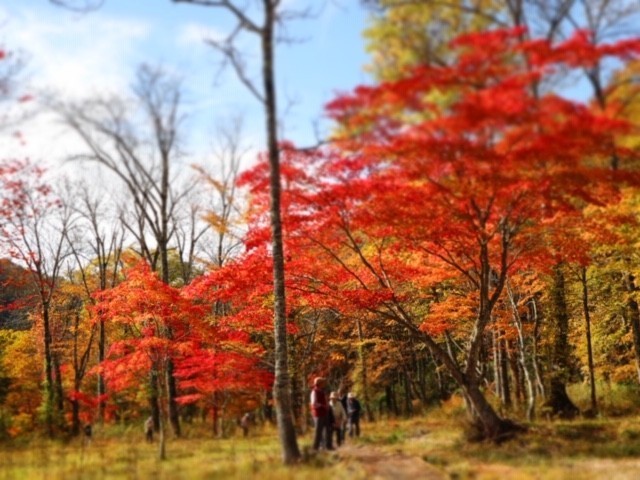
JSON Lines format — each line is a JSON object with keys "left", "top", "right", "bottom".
{"left": 402, "top": 370, "right": 412, "bottom": 416}
{"left": 546, "top": 264, "right": 579, "bottom": 418}
{"left": 71, "top": 398, "right": 80, "bottom": 436}
{"left": 624, "top": 274, "right": 640, "bottom": 384}
{"left": 385, "top": 385, "right": 396, "bottom": 416}
{"left": 493, "top": 330, "right": 501, "bottom": 399}
{"left": 421, "top": 330, "right": 521, "bottom": 441}
{"left": 580, "top": 267, "right": 597, "bottom": 414}
{"left": 293, "top": 367, "right": 307, "bottom": 434}
{"left": 507, "top": 284, "right": 536, "bottom": 421}
{"left": 98, "top": 317, "right": 106, "bottom": 423}
{"left": 166, "top": 362, "right": 181, "bottom": 437}
{"left": 415, "top": 355, "right": 428, "bottom": 404}
{"left": 355, "top": 317, "right": 374, "bottom": 421}
{"left": 42, "top": 305, "right": 55, "bottom": 437}
{"left": 150, "top": 372, "right": 161, "bottom": 431}
{"left": 508, "top": 343, "right": 523, "bottom": 407}
{"left": 72, "top": 372, "right": 82, "bottom": 436}
{"left": 530, "top": 298, "right": 546, "bottom": 400}
{"left": 431, "top": 351, "right": 445, "bottom": 401}
{"left": 462, "top": 379, "right": 519, "bottom": 441}
{"left": 212, "top": 392, "right": 221, "bottom": 437}
{"left": 158, "top": 365, "right": 167, "bottom": 461}
{"left": 499, "top": 335, "right": 511, "bottom": 410}
{"left": 53, "top": 355, "right": 65, "bottom": 420}
{"left": 261, "top": 0, "right": 300, "bottom": 464}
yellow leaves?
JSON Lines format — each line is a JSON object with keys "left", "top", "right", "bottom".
{"left": 203, "top": 211, "right": 231, "bottom": 235}
{"left": 0, "top": 330, "right": 41, "bottom": 418}
{"left": 363, "top": 0, "right": 501, "bottom": 81}
{"left": 606, "top": 60, "right": 640, "bottom": 162}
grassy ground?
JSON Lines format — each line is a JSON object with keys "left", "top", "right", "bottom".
{"left": 0, "top": 423, "right": 364, "bottom": 480}
{"left": 3, "top": 412, "right": 640, "bottom": 479}
{"left": 366, "top": 415, "right": 640, "bottom": 479}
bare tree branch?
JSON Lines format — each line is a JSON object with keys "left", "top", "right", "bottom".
{"left": 49, "top": 0, "right": 104, "bottom": 12}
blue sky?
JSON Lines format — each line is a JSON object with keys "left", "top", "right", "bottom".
{"left": 0, "top": 0, "right": 372, "bottom": 168}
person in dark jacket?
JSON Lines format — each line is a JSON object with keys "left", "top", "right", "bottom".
{"left": 310, "top": 377, "right": 334, "bottom": 451}
{"left": 347, "top": 392, "right": 362, "bottom": 438}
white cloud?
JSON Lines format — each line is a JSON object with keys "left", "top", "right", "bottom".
{"left": 0, "top": 4, "right": 272, "bottom": 176}
{"left": 8, "top": 8, "right": 150, "bottom": 99}
{"left": 178, "top": 23, "right": 224, "bottom": 47}
{"left": 0, "top": 6, "right": 152, "bottom": 169}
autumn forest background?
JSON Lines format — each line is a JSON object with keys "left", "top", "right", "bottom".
{"left": 2, "top": 0, "right": 640, "bottom": 477}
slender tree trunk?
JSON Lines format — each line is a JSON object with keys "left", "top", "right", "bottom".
{"left": 53, "top": 356, "right": 65, "bottom": 418}
{"left": 508, "top": 284, "right": 536, "bottom": 421}
{"left": 416, "top": 355, "right": 428, "bottom": 404}
{"left": 546, "top": 264, "right": 579, "bottom": 418}
{"left": 98, "top": 317, "right": 106, "bottom": 423}
{"left": 166, "top": 361, "right": 181, "bottom": 437}
{"left": 499, "top": 335, "right": 511, "bottom": 410}
{"left": 385, "top": 385, "right": 396, "bottom": 416}
{"left": 261, "top": 0, "right": 300, "bottom": 464}
{"left": 212, "top": 395, "right": 220, "bottom": 437}
{"left": 72, "top": 376, "right": 82, "bottom": 437}
{"left": 530, "top": 298, "right": 546, "bottom": 400}
{"left": 432, "top": 352, "right": 445, "bottom": 401}
{"left": 493, "top": 331, "right": 501, "bottom": 399}
{"left": 70, "top": 312, "right": 83, "bottom": 436}
{"left": 71, "top": 399, "right": 80, "bottom": 436}
{"left": 42, "top": 305, "right": 55, "bottom": 437}
{"left": 402, "top": 370, "right": 412, "bottom": 416}
{"left": 516, "top": 330, "right": 536, "bottom": 421}
{"left": 158, "top": 366, "right": 167, "bottom": 461}
{"left": 295, "top": 368, "right": 308, "bottom": 434}
{"left": 508, "top": 343, "right": 523, "bottom": 406}
{"left": 355, "top": 317, "right": 374, "bottom": 421}
{"left": 580, "top": 267, "right": 597, "bottom": 414}
{"left": 624, "top": 274, "right": 640, "bottom": 384}
{"left": 150, "top": 372, "right": 161, "bottom": 431}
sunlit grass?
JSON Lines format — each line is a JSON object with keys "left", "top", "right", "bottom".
{"left": 3, "top": 407, "right": 640, "bottom": 479}
{"left": 402, "top": 415, "right": 640, "bottom": 479}
{"left": 0, "top": 422, "right": 366, "bottom": 480}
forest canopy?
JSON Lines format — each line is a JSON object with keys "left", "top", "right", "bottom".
{"left": 1, "top": 0, "right": 640, "bottom": 465}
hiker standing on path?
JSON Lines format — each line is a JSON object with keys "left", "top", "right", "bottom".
{"left": 347, "top": 392, "right": 362, "bottom": 438}
{"left": 310, "top": 377, "right": 334, "bottom": 451}
{"left": 330, "top": 391, "right": 347, "bottom": 446}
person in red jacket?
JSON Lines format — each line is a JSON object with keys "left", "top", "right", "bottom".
{"left": 310, "top": 376, "right": 334, "bottom": 451}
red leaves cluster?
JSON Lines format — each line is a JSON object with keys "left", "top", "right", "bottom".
{"left": 94, "top": 261, "right": 269, "bottom": 405}
{"left": 218, "top": 27, "right": 639, "bottom": 343}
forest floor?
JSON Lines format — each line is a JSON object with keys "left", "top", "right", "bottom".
{"left": 4, "top": 413, "right": 640, "bottom": 479}
{"left": 331, "top": 434, "right": 640, "bottom": 479}
{"left": 333, "top": 441, "right": 446, "bottom": 479}
{"left": 325, "top": 414, "right": 640, "bottom": 480}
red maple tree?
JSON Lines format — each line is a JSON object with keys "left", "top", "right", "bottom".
{"left": 95, "top": 261, "right": 270, "bottom": 445}
{"left": 238, "top": 28, "right": 639, "bottom": 439}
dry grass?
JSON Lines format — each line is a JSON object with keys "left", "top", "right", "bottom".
{"left": 0, "top": 423, "right": 366, "bottom": 480}
{"left": 365, "top": 409, "right": 640, "bottom": 479}
{"left": 3, "top": 408, "right": 640, "bottom": 479}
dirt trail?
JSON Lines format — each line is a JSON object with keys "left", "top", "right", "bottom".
{"left": 334, "top": 443, "right": 447, "bottom": 480}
